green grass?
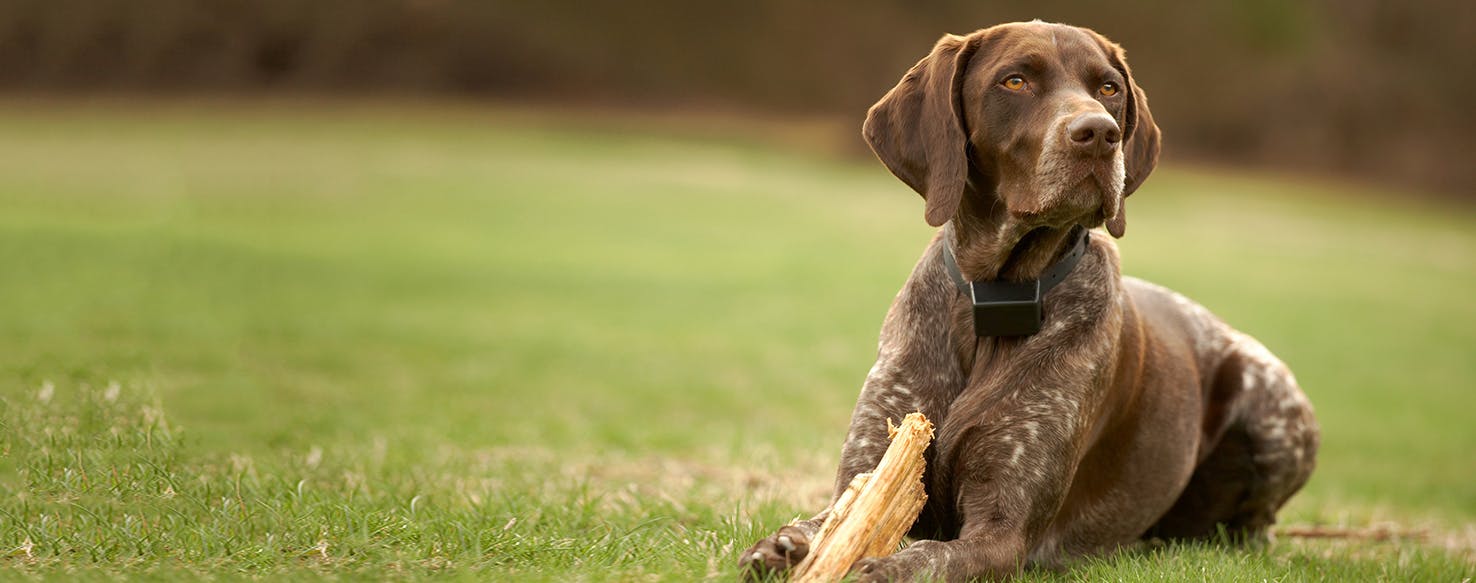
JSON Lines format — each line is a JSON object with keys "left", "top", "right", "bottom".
{"left": 0, "top": 102, "right": 1472, "bottom": 580}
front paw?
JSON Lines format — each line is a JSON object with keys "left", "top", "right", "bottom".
{"left": 850, "top": 556, "right": 904, "bottom": 582}
{"left": 849, "top": 540, "right": 942, "bottom": 582}
{"left": 738, "top": 524, "right": 811, "bottom": 580}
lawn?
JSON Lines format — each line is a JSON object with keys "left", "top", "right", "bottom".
{"left": 0, "top": 102, "right": 1472, "bottom": 580}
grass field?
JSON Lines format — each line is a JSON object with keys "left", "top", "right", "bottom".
{"left": 0, "top": 102, "right": 1472, "bottom": 580}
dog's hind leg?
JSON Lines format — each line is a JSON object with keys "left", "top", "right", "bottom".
{"left": 1144, "top": 333, "right": 1319, "bottom": 544}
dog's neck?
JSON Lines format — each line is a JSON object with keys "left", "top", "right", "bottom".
{"left": 949, "top": 193, "right": 1087, "bottom": 283}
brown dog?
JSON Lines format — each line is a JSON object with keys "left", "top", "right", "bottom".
{"left": 740, "top": 21, "right": 1318, "bottom": 581}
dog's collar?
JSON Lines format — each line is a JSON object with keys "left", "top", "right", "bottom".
{"left": 941, "top": 225, "right": 1090, "bottom": 337}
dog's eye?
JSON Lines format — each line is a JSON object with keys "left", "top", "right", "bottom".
{"left": 1001, "top": 75, "right": 1026, "bottom": 91}
{"left": 1099, "top": 82, "right": 1120, "bottom": 97}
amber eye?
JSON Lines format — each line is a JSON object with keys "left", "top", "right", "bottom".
{"left": 1099, "top": 82, "right": 1120, "bottom": 97}
{"left": 1001, "top": 75, "right": 1026, "bottom": 91}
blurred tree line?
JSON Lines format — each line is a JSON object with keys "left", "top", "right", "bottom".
{"left": 2, "top": 0, "right": 1471, "bottom": 196}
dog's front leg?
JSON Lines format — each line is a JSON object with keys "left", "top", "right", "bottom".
{"left": 741, "top": 273, "right": 967, "bottom": 578}
{"left": 739, "top": 348, "right": 962, "bottom": 577}
{"left": 849, "top": 344, "right": 1107, "bottom": 582}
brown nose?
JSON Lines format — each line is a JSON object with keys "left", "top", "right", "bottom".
{"left": 1066, "top": 113, "right": 1121, "bottom": 157}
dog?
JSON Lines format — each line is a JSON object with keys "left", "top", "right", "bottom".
{"left": 740, "top": 21, "right": 1318, "bottom": 581}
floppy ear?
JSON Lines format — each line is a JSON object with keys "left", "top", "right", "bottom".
{"left": 1105, "top": 45, "right": 1160, "bottom": 238}
{"left": 862, "top": 34, "right": 980, "bottom": 227}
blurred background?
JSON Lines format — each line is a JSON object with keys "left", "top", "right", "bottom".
{"left": 2, "top": 0, "right": 1473, "bottom": 195}
{"left": 0, "top": 1, "right": 1473, "bottom": 578}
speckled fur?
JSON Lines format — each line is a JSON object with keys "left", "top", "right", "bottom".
{"left": 741, "top": 21, "right": 1317, "bottom": 582}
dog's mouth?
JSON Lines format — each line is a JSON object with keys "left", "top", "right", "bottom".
{"left": 1018, "top": 153, "right": 1123, "bottom": 217}
{"left": 1053, "top": 158, "right": 1125, "bottom": 228}
{"left": 1019, "top": 179, "right": 1119, "bottom": 227}
{"left": 1091, "top": 160, "right": 1124, "bottom": 190}
{"left": 1073, "top": 155, "right": 1126, "bottom": 198}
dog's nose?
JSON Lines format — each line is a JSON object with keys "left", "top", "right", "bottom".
{"left": 1066, "top": 113, "right": 1121, "bottom": 157}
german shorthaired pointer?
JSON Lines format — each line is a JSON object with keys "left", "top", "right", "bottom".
{"left": 741, "top": 21, "right": 1318, "bottom": 581}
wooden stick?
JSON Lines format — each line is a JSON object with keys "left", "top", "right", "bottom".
{"left": 792, "top": 412, "right": 933, "bottom": 583}
{"left": 1277, "top": 525, "right": 1429, "bottom": 542}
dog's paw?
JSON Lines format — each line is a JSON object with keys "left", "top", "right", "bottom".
{"left": 738, "top": 524, "right": 810, "bottom": 580}
{"left": 848, "top": 540, "right": 942, "bottom": 582}
{"left": 850, "top": 555, "right": 904, "bottom": 582}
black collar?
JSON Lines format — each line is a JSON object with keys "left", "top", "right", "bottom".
{"left": 942, "top": 226, "right": 1090, "bottom": 337}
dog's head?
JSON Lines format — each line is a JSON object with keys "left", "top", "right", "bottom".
{"left": 863, "top": 21, "right": 1160, "bottom": 237}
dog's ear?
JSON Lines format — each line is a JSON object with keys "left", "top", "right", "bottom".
{"left": 863, "top": 34, "right": 980, "bottom": 227}
{"left": 1103, "top": 40, "right": 1160, "bottom": 238}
